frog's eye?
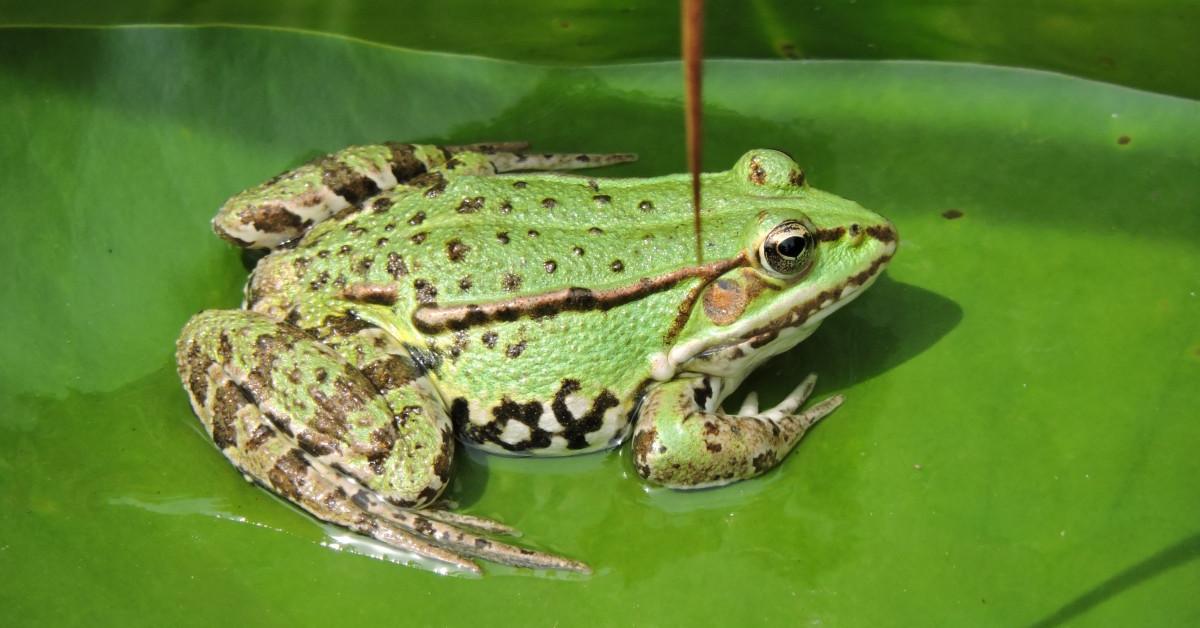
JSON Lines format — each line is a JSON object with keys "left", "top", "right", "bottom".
{"left": 759, "top": 220, "right": 815, "bottom": 277}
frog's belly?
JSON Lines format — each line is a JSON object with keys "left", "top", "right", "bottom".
{"left": 448, "top": 395, "right": 638, "bottom": 457}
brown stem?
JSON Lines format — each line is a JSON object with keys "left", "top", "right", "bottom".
{"left": 682, "top": 0, "right": 705, "bottom": 264}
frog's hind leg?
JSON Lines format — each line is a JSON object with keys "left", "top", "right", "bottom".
{"left": 631, "top": 374, "right": 842, "bottom": 489}
{"left": 214, "top": 141, "right": 635, "bottom": 250}
{"left": 176, "top": 309, "right": 588, "bottom": 573}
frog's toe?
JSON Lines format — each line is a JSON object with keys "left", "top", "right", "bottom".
{"left": 346, "top": 487, "right": 588, "bottom": 573}
{"left": 484, "top": 149, "right": 637, "bottom": 173}
{"left": 422, "top": 505, "right": 521, "bottom": 537}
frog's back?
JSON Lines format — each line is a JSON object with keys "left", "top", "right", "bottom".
{"left": 244, "top": 170, "right": 718, "bottom": 454}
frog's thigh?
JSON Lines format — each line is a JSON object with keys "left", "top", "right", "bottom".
{"left": 176, "top": 309, "right": 449, "bottom": 507}
{"left": 631, "top": 376, "right": 842, "bottom": 489}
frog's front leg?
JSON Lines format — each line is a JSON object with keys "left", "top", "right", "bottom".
{"left": 176, "top": 309, "right": 588, "bottom": 573}
{"left": 213, "top": 142, "right": 635, "bottom": 249}
{"left": 631, "top": 374, "right": 843, "bottom": 488}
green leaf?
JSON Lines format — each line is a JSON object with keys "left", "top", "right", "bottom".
{"left": 1, "top": 26, "right": 1197, "bottom": 627}
{"left": 3, "top": 1, "right": 1199, "bottom": 98}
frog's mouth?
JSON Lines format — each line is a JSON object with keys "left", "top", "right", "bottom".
{"left": 650, "top": 233, "right": 897, "bottom": 381}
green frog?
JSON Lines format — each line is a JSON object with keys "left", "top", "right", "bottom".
{"left": 176, "top": 142, "right": 897, "bottom": 574}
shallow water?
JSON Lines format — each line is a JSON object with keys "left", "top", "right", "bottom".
{"left": 1, "top": 26, "right": 1198, "bottom": 627}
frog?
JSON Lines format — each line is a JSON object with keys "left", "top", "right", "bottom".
{"left": 175, "top": 141, "right": 897, "bottom": 574}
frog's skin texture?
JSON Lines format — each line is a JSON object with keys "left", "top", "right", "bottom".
{"left": 176, "top": 141, "right": 897, "bottom": 574}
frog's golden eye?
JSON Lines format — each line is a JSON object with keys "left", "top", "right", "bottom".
{"left": 760, "top": 220, "right": 815, "bottom": 277}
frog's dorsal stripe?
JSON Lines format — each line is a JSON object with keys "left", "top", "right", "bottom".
{"left": 411, "top": 254, "right": 750, "bottom": 334}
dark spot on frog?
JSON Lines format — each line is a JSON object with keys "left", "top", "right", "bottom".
{"left": 458, "top": 275, "right": 473, "bottom": 292}
{"left": 505, "top": 341, "right": 527, "bottom": 358}
{"left": 513, "top": 180, "right": 527, "bottom": 189}
{"left": 748, "top": 157, "right": 767, "bottom": 185}
{"left": 265, "top": 411, "right": 294, "bottom": 438}
{"left": 457, "top": 196, "right": 486, "bottom": 213}
{"left": 865, "top": 224, "right": 898, "bottom": 242}
{"left": 320, "top": 313, "right": 371, "bottom": 337}
{"left": 410, "top": 232, "right": 428, "bottom": 244}
{"left": 314, "top": 368, "right": 327, "bottom": 383}
{"left": 632, "top": 427, "right": 658, "bottom": 474}
{"left": 210, "top": 381, "right": 245, "bottom": 448}
{"left": 356, "top": 257, "right": 373, "bottom": 274}
{"left": 321, "top": 159, "right": 380, "bottom": 205}
{"left": 246, "top": 205, "right": 304, "bottom": 233}
{"left": 298, "top": 431, "right": 337, "bottom": 457}
{"left": 375, "top": 237, "right": 389, "bottom": 247}
{"left": 789, "top": 168, "right": 806, "bottom": 187}
{"left": 610, "top": 260, "right": 625, "bottom": 273}
{"left": 752, "top": 451, "right": 778, "bottom": 473}
{"left": 446, "top": 239, "right": 470, "bottom": 262}
{"left": 267, "top": 449, "right": 311, "bottom": 501}
{"left": 942, "top": 209, "right": 964, "bottom": 220}
{"left": 245, "top": 424, "right": 275, "bottom": 451}
{"left": 849, "top": 223, "right": 861, "bottom": 237}
{"left": 408, "top": 211, "right": 426, "bottom": 225}
{"left": 541, "top": 198, "right": 558, "bottom": 209}
{"left": 587, "top": 179, "right": 600, "bottom": 191}
{"left": 449, "top": 330, "right": 470, "bottom": 359}
{"left": 693, "top": 379, "right": 713, "bottom": 409}
{"left": 414, "top": 279, "right": 438, "bottom": 304}
{"left": 383, "top": 223, "right": 395, "bottom": 232}
{"left": 527, "top": 229, "right": 539, "bottom": 238}
{"left": 501, "top": 273, "right": 523, "bottom": 292}
{"left": 405, "top": 343, "right": 443, "bottom": 376}
{"left": 341, "top": 282, "right": 397, "bottom": 306}
{"left": 572, "top": 246, "right": 585, "bottom": 256}
{"left": 183, "top": 345, "right": 211, "bottom": 403}
{"left": 589, "top": 227, "right": 604, "bottom": 236}
{"left": 544, "top": 260, "right": 557, "bottom": 273}
{"left": 552, "top": 380, "right": 619, "bottom": 450}
{"left": 360, "top": 355, "right": 418, "bottom": 392}
{"left": 481, "top": 331, "right": 498, "bottom": 349}
{"left": 705, "top": 441, "right": 723, "bottom": 453}
{"left": 371, "top": 197, "right": 393, "bottom": 213}
{"left": 638, "top": 200, "right": 654, "bottom": 211}
{"left": 815, "top": 226, "right": 845, "bottom": 242}
{"left": 593, "top": 195, "right": 611, "bottom": 206}
{"left": 1117, "top": 135, "right": 1131, "bottom": 145}
{"left": 344, "top": 221, "right": 368, "bottom": 236}
{"left": 412, "top": 172, "right": 446, "bottom": 198}
{"left": 309, "top": 270, "right": 330, "bottom": 291}
{"left": 291, "top": 256, "right": 311, "bottom": 276}
{"left": 496, "top": 231, "right": 510, "bottom": 244}
{"left": 499, "top": 201, "right": 513, "bottom": 214}
{"left": 386, "top": 252, "right": 409, "bottom": 278}
{"left": 316, "top": 249, "right": 330, "bottom": 259}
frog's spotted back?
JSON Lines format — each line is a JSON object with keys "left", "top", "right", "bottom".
{"left": 212, "top": 142, "right": 637, "bottom": 250}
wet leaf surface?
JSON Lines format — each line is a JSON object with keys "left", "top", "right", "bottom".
{"left": 1, "top": 26, "right": 1197, "bottom": 627}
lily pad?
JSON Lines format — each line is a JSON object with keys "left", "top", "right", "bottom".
{"left": 1, "top": 26, "right": 1197, "bottom": 626}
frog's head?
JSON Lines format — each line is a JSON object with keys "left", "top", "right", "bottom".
{"left": 655, "top": 149, "right": 898, "bottom": 380}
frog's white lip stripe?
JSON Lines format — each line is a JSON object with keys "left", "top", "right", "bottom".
{"left": 649, "top": 239, "right": 897, "bottom": 381}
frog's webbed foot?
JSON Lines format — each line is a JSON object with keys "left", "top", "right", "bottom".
{"left": 632, "top": 373, "right": 842, "bottom": 489}
{"left": 176, "top": 309, "right": 589, "bottom": 574}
